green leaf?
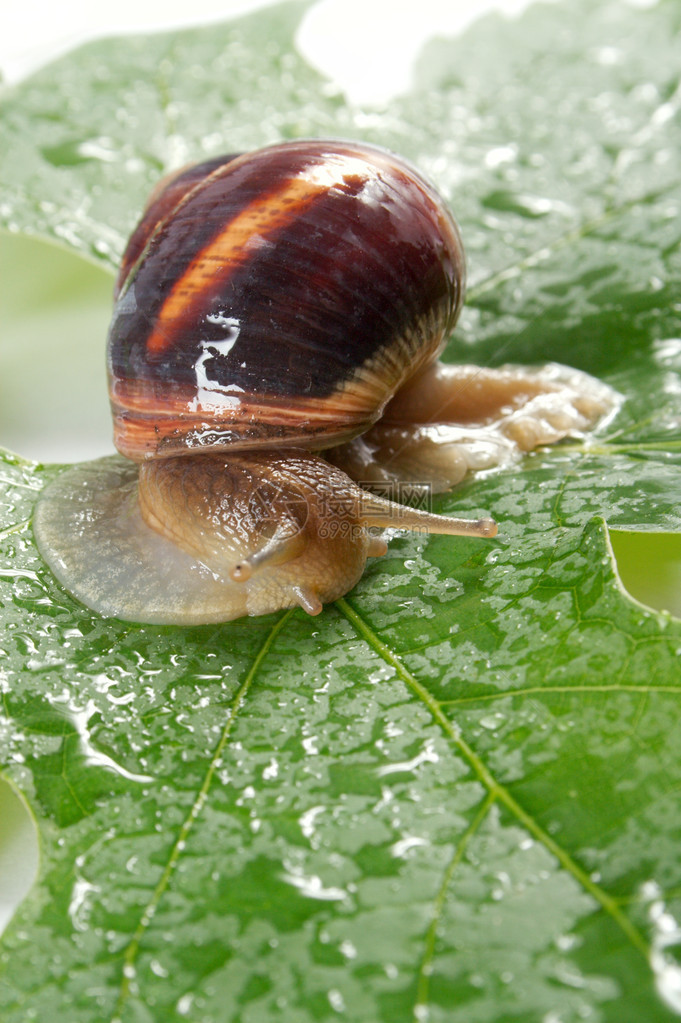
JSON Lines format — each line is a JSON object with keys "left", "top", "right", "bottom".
{"left": 2, "top": 1, "right": 681, "bottom": 1021}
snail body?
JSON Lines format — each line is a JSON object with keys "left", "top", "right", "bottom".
{"left": 34, "top": 450, "right": 495, "bottom": 625}
{"left": 34, "top": 139, "right": 615, "bottom": 624}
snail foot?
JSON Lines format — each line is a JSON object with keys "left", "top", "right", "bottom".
{"left": 329, "top": 361, "right": 619, "bottom": 493}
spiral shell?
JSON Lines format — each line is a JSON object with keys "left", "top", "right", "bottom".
{"left": 107, "top": 139, "right": 465, "bottom": 461}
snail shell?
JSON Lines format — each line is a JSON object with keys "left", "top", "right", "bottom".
{"left": 107, "top": 139, "right": 465, "bottom": 462}
{"left": 34, "top": 139, "right": 615, "bottom": 624}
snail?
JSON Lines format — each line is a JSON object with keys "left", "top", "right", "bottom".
{"left": 33, "top": 139, "right": 615, "bottom": 625}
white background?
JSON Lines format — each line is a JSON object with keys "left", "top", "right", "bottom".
{"left": 1, "top": 0, "right": 546, "bottom": 106}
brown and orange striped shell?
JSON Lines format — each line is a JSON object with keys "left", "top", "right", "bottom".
{"left": 107, "top": 139, "right": 466, "bottom": 462}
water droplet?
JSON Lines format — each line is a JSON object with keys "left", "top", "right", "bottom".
{"left": 391, "top": 835, "right": 429, "bottom": 858}
{"left": 328, "top": 988, "right": 346, "bottom": 1013}
{"left": 645, "top": 887, "right": 681, "bottom": 1014}
{"left": 480, "top": 712, "right": 506, "bottom": 731}
{"left": 177, "top": 993, "right": 193, "bottom": 1016}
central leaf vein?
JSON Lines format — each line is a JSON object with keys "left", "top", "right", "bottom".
{"left": 337, "top": 596, "right": 650, "bottom": 971}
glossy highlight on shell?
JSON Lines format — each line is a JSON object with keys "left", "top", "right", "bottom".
{"left": 108, "top": 139, "right": 466, "bottom": 462}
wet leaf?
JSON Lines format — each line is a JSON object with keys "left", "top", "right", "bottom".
{"left": 2, "top": 1, "right": 681, "bottom": 1021}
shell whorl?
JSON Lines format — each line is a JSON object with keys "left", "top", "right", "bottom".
{"left": 107, "top": 139, "right": 465, "bottom": 461}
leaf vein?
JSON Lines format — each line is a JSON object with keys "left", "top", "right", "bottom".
{"left": 111, "top": 609, "right": 293, "bottom": 1022}
{"left": 440, "top": 682, "right": 681, "bottom": 706}
{"left": 0, "top": 519, "right": 31, "bottom": 542}
{"left": 413, "top": 791, "right": 497, "bottom": 1020}
{"left": 467, "top": 179, "right": 681, "bottom": 304}
{"left": 337, "top": 597, "right": 650, "bottom": 962}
